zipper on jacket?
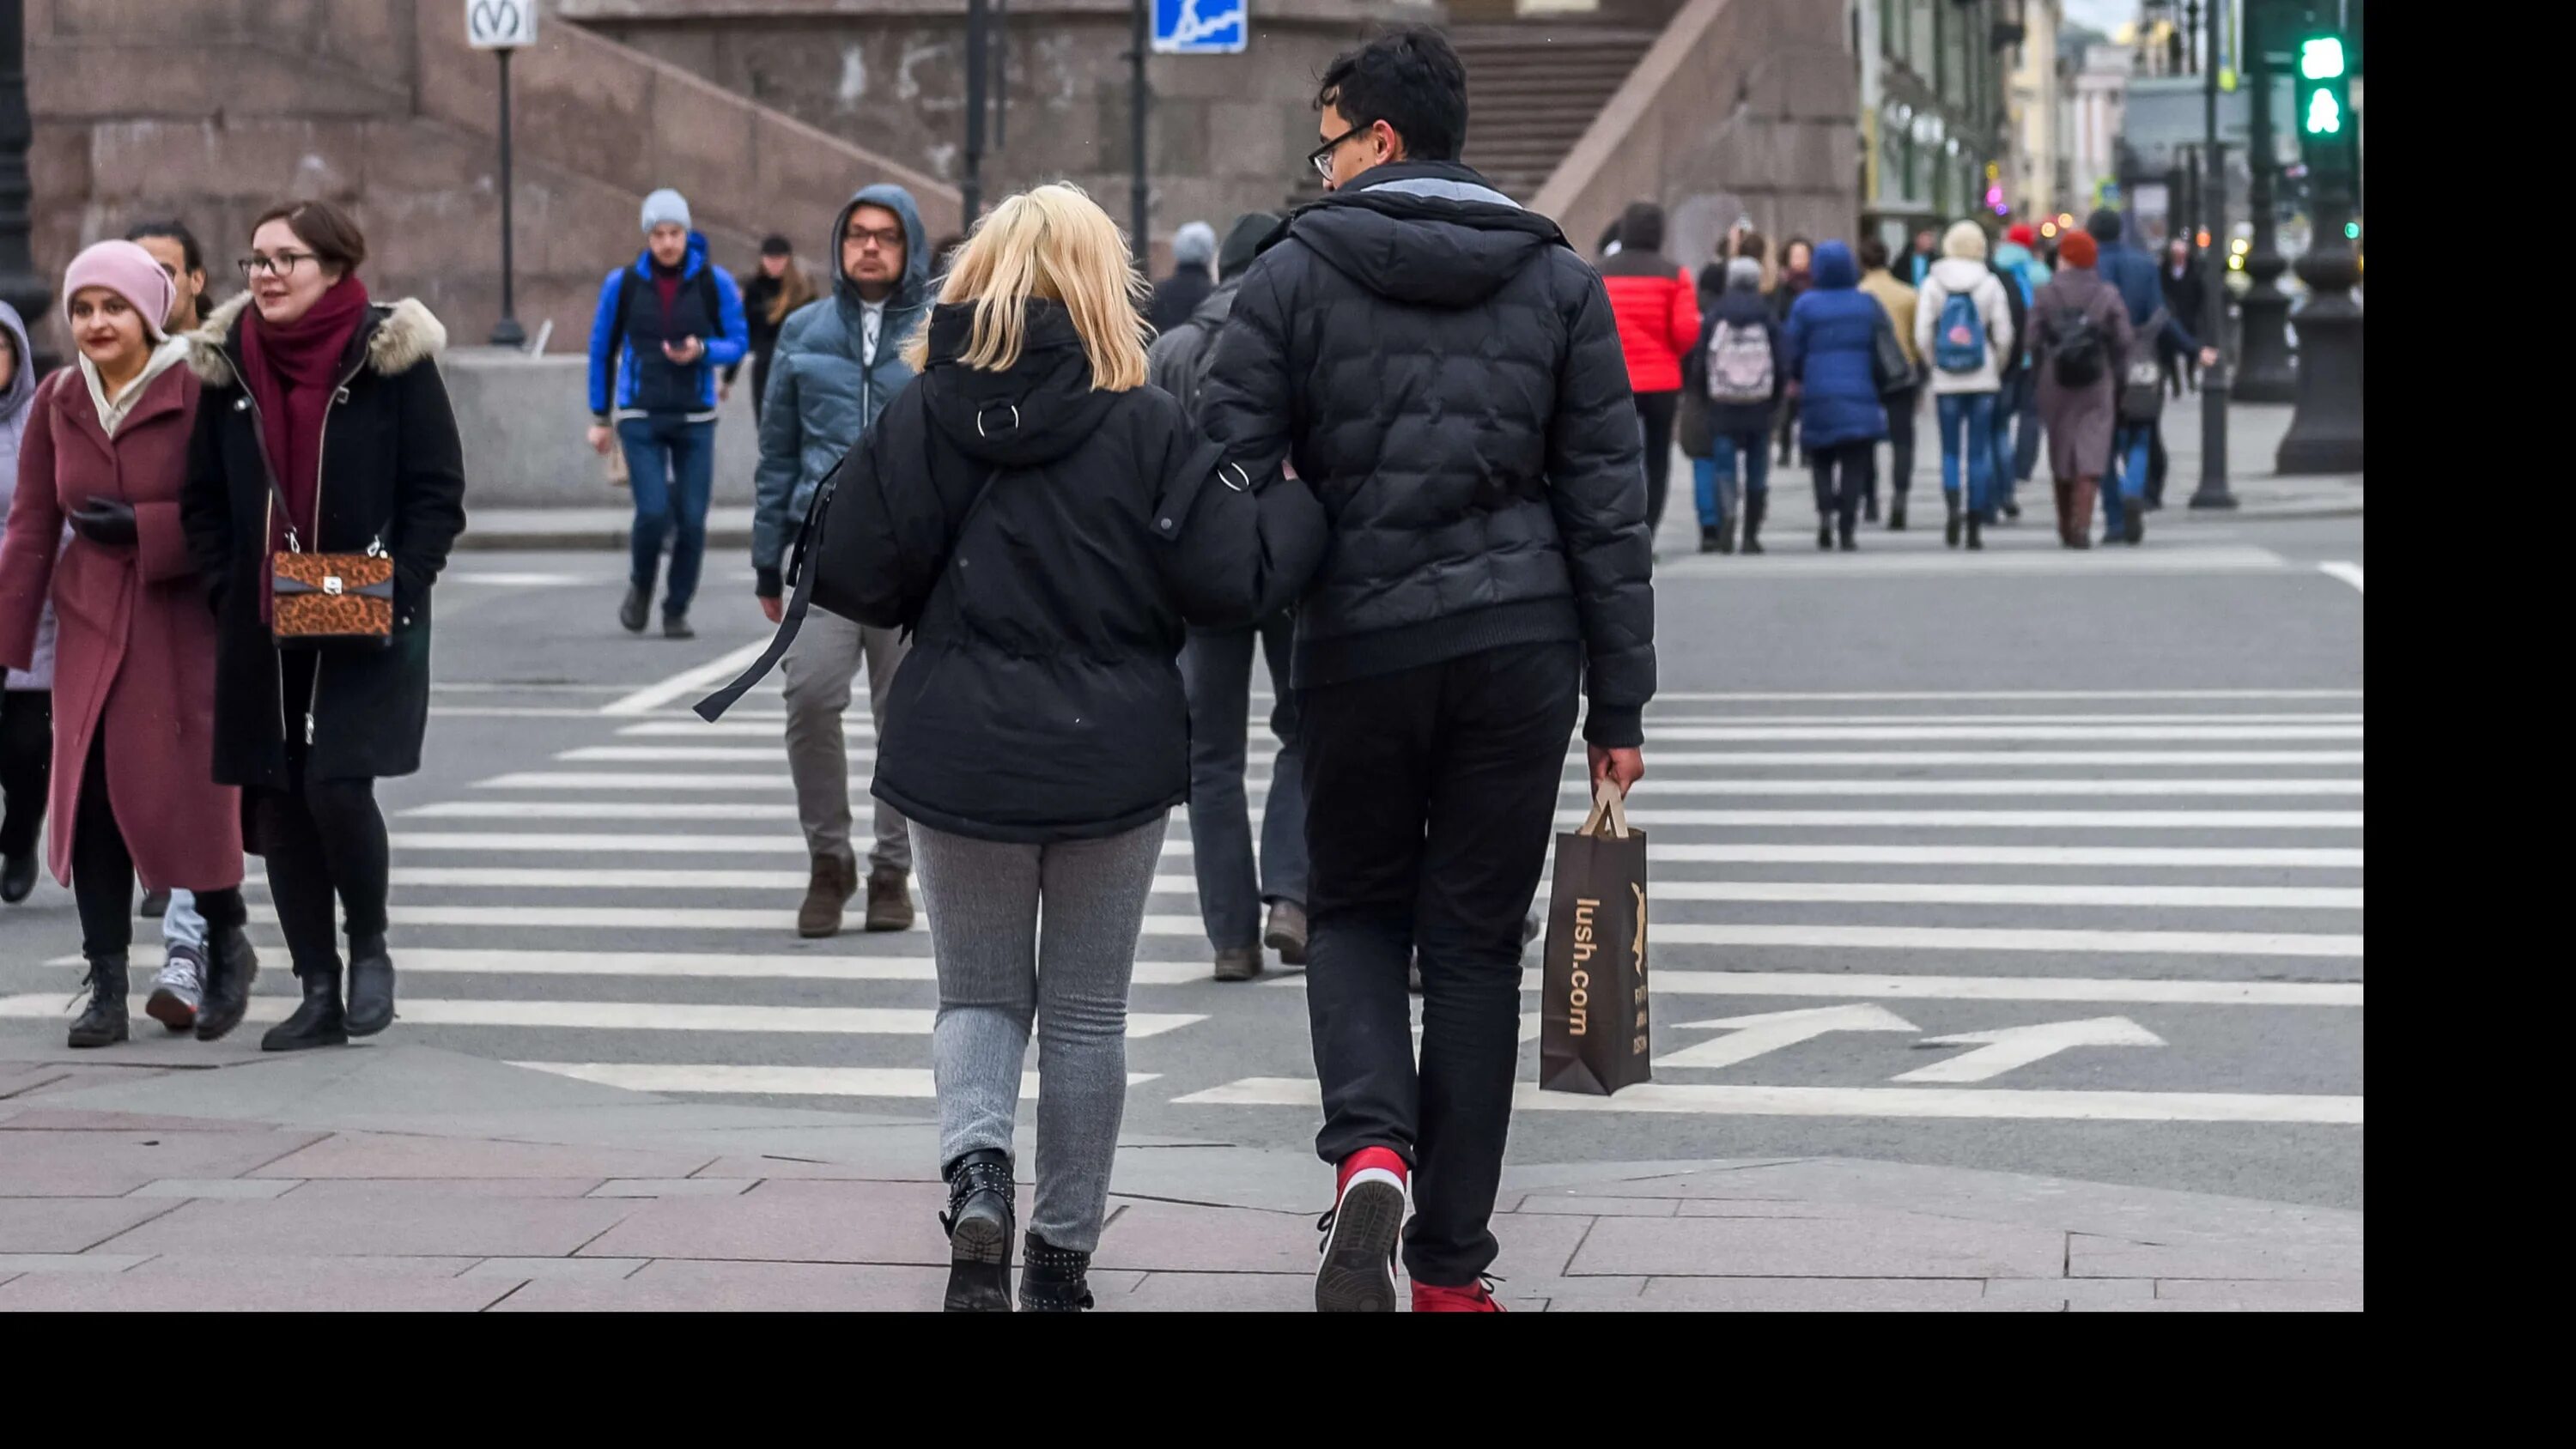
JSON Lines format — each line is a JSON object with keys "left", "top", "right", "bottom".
{"left": 233, "top": 385, "right": 292, "bottom": 744}
{"left": 302, "top": 361, "right": 367, "bottom": 748}
{"left": 234, "top": 333, "right": 372, "bottom": 754}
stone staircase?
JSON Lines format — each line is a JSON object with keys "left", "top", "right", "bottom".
{"left": 1451, "top": 22, "right": 1661, "bottom": 204}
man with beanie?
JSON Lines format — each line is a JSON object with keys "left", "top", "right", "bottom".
{"left": 587, "top": 188, "right": 750, "bottom": 638}
{"left": 1149, "top": 220, "right": 1218, "bottom": 334}
{"left": 2083, "top": 208, "right": 2215, "bottom": 545}
{"left": 1148, "top": 212, "right": 1306, "bottom": 983}
{"left": 1200, "top": 27, "right": 1653, "bottom": 1313}
{"left": 755, "top": 184, "right": 931, "bottom": 939}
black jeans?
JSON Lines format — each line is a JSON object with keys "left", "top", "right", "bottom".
{"left": 1882, "top": 385, "right": 1919, "bottom": 502}
{"left": 1810, "top": 439, "right": 1874, "bottom": 534}
{"left": 2146, "top": 417, "right": 2171, "bottom": 506}
{"left": 0, "top": 688, "right": 50, "bottom": 861}
{"left": 1179, "top": 614, "right": 1307, "bottom": 952}
{"left": 1634, "top": 391, "right": 1679, "bottom": 536}
{"left": 70, "top": 730, "right": 246, "bottom": 962}
{"left": 255, "top": 652, "right": 391, "bottom": 975}
{"left": 1302, "top": 641, "right": 1580, "bottom": 1287}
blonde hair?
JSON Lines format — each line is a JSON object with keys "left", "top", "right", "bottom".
{"left": 899, "top": 183, "right": 1150, "bottom": 391}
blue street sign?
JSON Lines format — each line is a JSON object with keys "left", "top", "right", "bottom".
{"left": 1153, "top": 0, "right": 1247, "bottom": 55}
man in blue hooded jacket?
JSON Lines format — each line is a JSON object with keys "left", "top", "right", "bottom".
{"left": 754, "top": 183, "right": 931, "bottom": 939}
{"left": 587, "top": 188, "right": 750, "bottom": 639}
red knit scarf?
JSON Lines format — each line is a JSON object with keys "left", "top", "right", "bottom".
{"left": 240, "top": 275, "right": 371, "bottom": 549}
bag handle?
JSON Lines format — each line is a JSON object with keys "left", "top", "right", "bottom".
{"left": 1579, "top": 779, "right": 1631, "bottom": 840}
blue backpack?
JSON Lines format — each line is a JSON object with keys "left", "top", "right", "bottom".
{"left": 1934, "top": 289, "right": 1988, "bottom": 374}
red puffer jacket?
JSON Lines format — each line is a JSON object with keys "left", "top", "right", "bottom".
{"left": 1601, "top": 250, "right": 1702, "bottom": 395}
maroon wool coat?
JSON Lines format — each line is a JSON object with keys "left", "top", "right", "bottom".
{"left": 0, "top": 364, "right": 243, "bottom": 891}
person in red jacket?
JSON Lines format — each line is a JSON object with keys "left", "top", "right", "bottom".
{"left": 1599, "top": 202, "right": 1700, "bottom": 542}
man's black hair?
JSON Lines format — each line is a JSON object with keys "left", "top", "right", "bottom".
{"left": 1856, "top": 235, "right": 1890, "bottom": 270}
{"left": 1315, "top": 24, "right": 1467, "bottom": 164}
{"left": 125, "top": 218, "right": 204, "bottom": 276}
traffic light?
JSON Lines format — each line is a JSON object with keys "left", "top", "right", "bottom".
{"left": 2294, "top": 30, "right": 2354, "bottom": 181}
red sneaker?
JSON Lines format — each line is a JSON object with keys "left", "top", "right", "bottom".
{"left": 1315, "top": 1147, "right": 1408, "bottom": 1313}
{"left": 1411, "top": 1277, "right": 1507, "bottom": 1313}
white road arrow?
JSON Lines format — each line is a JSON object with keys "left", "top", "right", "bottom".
{"left": 1893, "top": 1016, "right": 2166, "bottom": 1083}
{"left": 1654, "top": 1003, "right": 1920, "bottom": 1070}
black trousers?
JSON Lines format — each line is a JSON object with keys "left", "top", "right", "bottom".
{"left": 1302, "top": 641, "right": 1580, "bottom": 1287}
{"left": 1881, "top": 385, "right": 1919, "bottom": 501}
{"left": 255, "top": 651, "right": 392, "bottom": 976}
{"left": 2146, "top": 417, "right": 2171, "bottom": 506}
{"left": 1811, "top": 439, "right": 1874, "bottom": 533}
{"left": 0, "top": 688, "right": 50, "bottom": 861}
{"left": 1634, "top": 391, "right": 1679, "bottom": 536}
{"left": 70, "top": 730, "right": 246, "bottom": 962}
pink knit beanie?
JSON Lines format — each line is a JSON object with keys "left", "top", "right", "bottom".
{"left": 63, "top": 239, "right": 176, "bottom": 342}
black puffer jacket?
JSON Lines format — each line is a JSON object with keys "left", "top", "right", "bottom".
{"left": 1198, "top": 161, "right": 1655, "bottom": 746}
{"left": 817, "top": 300, "right": 1324, "bottom": 844}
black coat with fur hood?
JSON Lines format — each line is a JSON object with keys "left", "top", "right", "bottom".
{"left": 180, "top": 293, "right": 468, "bottom": 787}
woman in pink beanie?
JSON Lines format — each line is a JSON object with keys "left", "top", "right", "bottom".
{"left": 0, "top": 239, "right": 257, "bottom": 1048}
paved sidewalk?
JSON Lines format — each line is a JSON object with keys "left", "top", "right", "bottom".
{"left": 0, "top": 1042, "right": 2360, "bottom": 1312}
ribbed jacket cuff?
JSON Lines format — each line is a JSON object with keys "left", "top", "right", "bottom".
{"left": 1583, "top": 704, "right": 1643, "bottom": 749}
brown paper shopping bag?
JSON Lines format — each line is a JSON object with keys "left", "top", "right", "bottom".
{"left": 1539, "top": 780, "right": 1650, "bottom": 1095}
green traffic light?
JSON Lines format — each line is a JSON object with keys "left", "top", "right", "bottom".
{"left": 2305, "top": 88, "right": 2343, "bottom": 135}
{"left": 2343, "top": 222, "right": 2360, "bottom": 239}
{"left": 2300, "top": 36, "right": 2346, "bottom": 81}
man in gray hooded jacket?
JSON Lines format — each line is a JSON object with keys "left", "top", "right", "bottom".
{"left": 753, "top": 182, "right": 931, "bottom": 938}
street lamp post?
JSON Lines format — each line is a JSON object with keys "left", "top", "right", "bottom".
{"left": 2233, "top": 0, "right": 2296, "bottom": 402}
{"left": 489, "top": 45, "right": 526, "bottom": 349}
{"left": 2189, "top": 0, "right": 2233, "bottom": 509}
{"left": 0, "top": 0, "right": 54, "bottom": 374}
{"left": 2274, "top": 22, "right": 2363, "bottom": 475}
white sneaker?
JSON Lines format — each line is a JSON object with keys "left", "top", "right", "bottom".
{"left": 145, "top": 946, "right": 205, "bottom": 1032}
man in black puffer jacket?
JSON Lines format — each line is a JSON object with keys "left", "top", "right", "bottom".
{"left": 1199, "top": 25, "right": 1656, "bottom": 1314}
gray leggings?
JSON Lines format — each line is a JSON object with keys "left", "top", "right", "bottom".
{"left": 914, "top": 815, "right": 1169, "bottom": 1252}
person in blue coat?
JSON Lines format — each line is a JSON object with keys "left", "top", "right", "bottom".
{"left": 585, "top": 189, "right": 750, "bottom": 638}
{"left": 1782, "top": 239, "right": 1894, "bottom": 552}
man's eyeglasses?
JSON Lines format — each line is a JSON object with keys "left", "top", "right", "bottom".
{"left": 1308, "top": 125, "right": 1367, "bottom": 183}
{"left": 845, "top": 226, "right": 906, "bottom": 252}
{"left": 237, "top": 251, "right": 317, "bottom": 281}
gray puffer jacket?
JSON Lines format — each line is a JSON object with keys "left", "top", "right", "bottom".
{"left": 752, "top": 183, "right": 932, "bottom": 592}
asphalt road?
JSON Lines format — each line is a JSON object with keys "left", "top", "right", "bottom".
{"left": 0, "top": 499, "right": 2366, "bottom": 1211}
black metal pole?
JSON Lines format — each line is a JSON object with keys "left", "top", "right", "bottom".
{"left": 0, "top": 0, "right": 56, "bottom": 375}
{"left": 2190, "top": 0, "right": 2233, "bottom": 507}
{"left": 2234, "top": 0, "right": 2295, "bottom": 402}
{"left": 489, "top": 47, "right": 526, "bottom": 349}
{"left": 963, "top": 0, "right": 987, "bottom": 226}
{"left": 2275, "top": 8, "right": 2363, "bottom": 473}
{"left": 1129, "top": 0, "right": 1149, "bottom": 266}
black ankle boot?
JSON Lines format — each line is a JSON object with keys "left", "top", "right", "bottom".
{"left": 1945, "top": 494, "right": 1963, "bottom": 547}
{"left": 262, "top": 961, "right": 347, "bottom": 1052}
{"left": 1699, "top": 525, "right": 1722, "bottom": 555}
{"left": 1, "top": 848, "right": 35, "bottom": 904}
{"left": 940, "top": 1148, "right": 1015, "bottom": 1312}
{"left": 1965, "top": 512, "right": 1984, "bottom": 551}
{"left": 67, "top": 956, "right": 129, "bottom": 1049}
{"left": 1888, "top": 497, "right": 1908, "bottom": 531}
{"left": 1742, "top": 496, "right": 1766, "bottom": 555}
{"left": 1019, "top": 1232, "right": 1096, "bottom": 1313}
{"left": 345, "top": 933, "right": 396, "bottom": 1037}
{"left": 194, "top": 925, "right": 258, "bottom": 1042}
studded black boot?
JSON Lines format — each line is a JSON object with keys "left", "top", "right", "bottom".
{"left": 940, "top": 1148, "right": 1015, "bottom": 1313}
{"left": 345, "top": 932, "right": 396, "bottom": 1037}
{"left": 195, "top": 923, "right": 258, "bottom": 1042}
{"left": 1019, "top": 1232, "right": 1097, "bottom": 1313}
{"left": 66, "top": 956, "right": 129, "bottom": 1049}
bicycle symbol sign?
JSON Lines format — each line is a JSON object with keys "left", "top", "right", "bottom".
{"left": 466, "top": 0, "right": 539, "bottom": 50}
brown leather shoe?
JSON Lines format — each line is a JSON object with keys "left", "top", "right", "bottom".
{"left": 865, "top": 869, "right": 916, "bottom": 933}
{"left": 798, "top": 855, "right": 857, "bottom": 939}
{"left": 1212, "top": 947, "right": 1263, "bottom": 983}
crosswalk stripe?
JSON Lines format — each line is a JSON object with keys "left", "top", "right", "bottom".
{"left": 404, "top": 801, "right": 2363, "bottom": 828}
{"left": 1648, "top": 724, "right": 2360, "bottom": 742}
{"left": 554, "top": 744, "right": 2366, "bottom": 767}
{"left": 355, "top": 949, "right": 1214, "bottom": 985}
{"left": 370, "top": 868, "right": 2360, "bottom": 911}
{"left": 474, "top": 771, "right": 2365, "bottom": 798}
{"left": 511, "top": 1064, "right": 1155, "bottom": 1098}
{"left": 1172, "top": 1077, "right": 2363, "bottom": 1125}
{"left": 1645, "top": 924, "right": 2361, "bottom": 956}
{"left": 385, "top": 834, "right": 2366, "bottom": 869}
{"left": 0, "top": 994, "right": 1203, "bottom": 1037}
{"left": 616, "top": 712, "right": 2365, "bottom": 738}
{"left": 1262, "top": 969, "right": 2362, "bottom": 1006}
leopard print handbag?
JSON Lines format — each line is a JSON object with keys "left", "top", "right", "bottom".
{"left": 271, "top": 545, "right": 394, "bottom": 644}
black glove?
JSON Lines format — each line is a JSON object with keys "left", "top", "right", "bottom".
{"left": 68, "top": 497, "right": 137, "bottom": 548}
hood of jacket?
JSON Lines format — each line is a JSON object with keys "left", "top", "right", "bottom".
{"left": 1274, "top": 161, "right": 1567, "bottom": 310}
{"left": 1812, "top": 239, "right": 1861, "bottom": 290}
{"left": 832, "top": 183, "right": 931, "bottom": 317}
{"left": 1994, "top": 240, "right": 2037, "bottom": 273}
{"left": 919, "top": 300, "right": 1122, "bottom": 470}
{"left": 0, "top": 300, "right": 33, "bottom": 424}
{"left": 185, "top": 290, "right": 447, "bottom": 388}
{"left": 1929, "top": 255, "right": 1993, "bottom": 294}
{"left": 1185, "top": 275, "right": 1242, "bottom": 333}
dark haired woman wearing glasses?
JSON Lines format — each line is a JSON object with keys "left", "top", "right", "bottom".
{"left": 181, "top": 199, "right": 467, "bottom": 1052}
